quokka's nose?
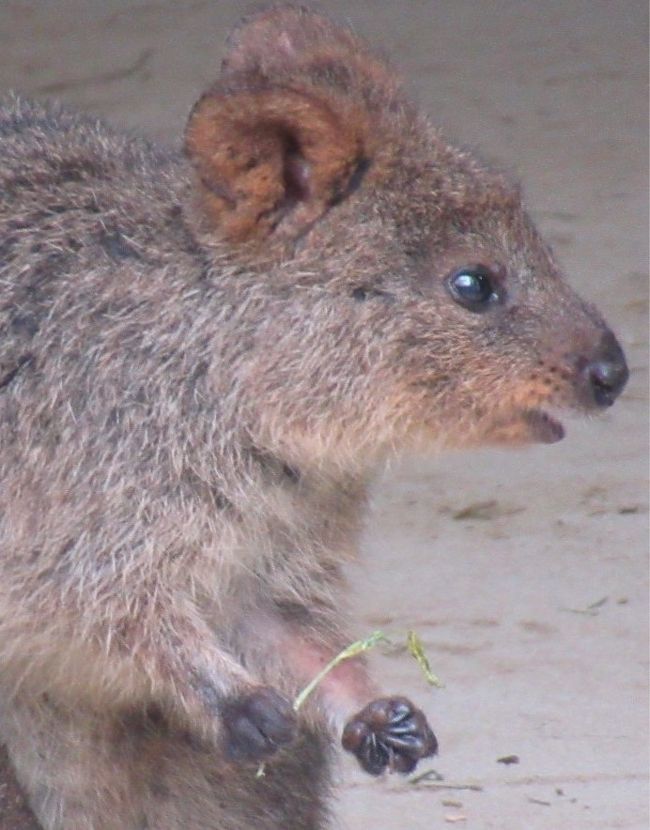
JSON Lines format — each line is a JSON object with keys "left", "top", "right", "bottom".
{"left": 583, "top": 333, "right": 629, "bottom": 407}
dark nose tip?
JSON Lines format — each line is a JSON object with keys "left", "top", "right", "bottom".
{"left": 584, "top": 335, "right": 629, "bottom": 407}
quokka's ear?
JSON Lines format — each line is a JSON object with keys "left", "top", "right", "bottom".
{"left": 185, "top": 78, "right": 374, "bottom": 247}
{"left": 184, "top": 6, "right": 402, "bottom": 250}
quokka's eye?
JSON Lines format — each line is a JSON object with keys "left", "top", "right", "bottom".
{"left": 447, "top": 265, "right": 501, "bottom": 311}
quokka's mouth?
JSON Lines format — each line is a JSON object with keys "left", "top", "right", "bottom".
{"left": 522, "top": 408, "right": 566, "bottom": 444}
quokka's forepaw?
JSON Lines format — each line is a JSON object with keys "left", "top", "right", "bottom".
{"left": 342, "top": 696, "right": 437, "bottom": 775}
{"left": 221, "top": 686, "right": 298, "bottom": 761}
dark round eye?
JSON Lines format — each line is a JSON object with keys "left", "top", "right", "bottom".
{"left": 447, "top": 266, "right": 500, "bottom": 311}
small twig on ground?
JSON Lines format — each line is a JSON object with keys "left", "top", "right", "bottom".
{"left": 409, "top": 770, "right": 483, "bottom": 792}
{"left": 560, "top": 596, "right": 608, "bottom": 616}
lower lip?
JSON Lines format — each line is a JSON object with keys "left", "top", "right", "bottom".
{"left": 524, "top": 409, "right": 565, "bottom": 443}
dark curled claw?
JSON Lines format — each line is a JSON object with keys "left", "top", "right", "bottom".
{"left": 342, "top": 696, "right": 437, "bottom": 776}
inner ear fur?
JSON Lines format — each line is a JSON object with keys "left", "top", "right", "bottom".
{"left": 185, "top": 78, "right": 373, "bottom": 246}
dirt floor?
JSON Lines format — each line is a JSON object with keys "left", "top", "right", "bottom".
{"left": 1, "top": 1, "right": 648, "bottom": 828}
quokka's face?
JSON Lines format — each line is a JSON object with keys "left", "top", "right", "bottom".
{"left": 185, "top": 5, "right": 627, "bottom": 461}
{"left": 317, "top": 182, "right": 629, "bottom": 452}
{"left": 228, "top": 187, "right": 627, "bottom": 461}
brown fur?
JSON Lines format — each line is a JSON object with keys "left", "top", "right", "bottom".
{"left": 0, "top": 6, "right": 627, "bottom": 830}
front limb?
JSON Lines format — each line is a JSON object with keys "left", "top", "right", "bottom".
{"left": 305, "top": 649, "right": 438, "bottom": 776}
{"left": 253, "top": 616, "right": 438, "bottom": 776}
{"left": 114, "top": 606, "right": 299, "bottom": 762}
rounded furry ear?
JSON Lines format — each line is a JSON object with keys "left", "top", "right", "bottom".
{"left": 185, "top": 79, "right": 372, "bottom": 247}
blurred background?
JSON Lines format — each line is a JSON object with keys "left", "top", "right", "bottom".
{"left": 1, "top": 2, "right": 648, "bottom": 828}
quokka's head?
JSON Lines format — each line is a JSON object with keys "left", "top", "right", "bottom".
{"left": 183, "top": 5, "right": 627, "bottom": 467}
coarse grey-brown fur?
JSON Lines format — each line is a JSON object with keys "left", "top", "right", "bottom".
{"left": 0, "top": 6, "right": 626, "bottom": 830}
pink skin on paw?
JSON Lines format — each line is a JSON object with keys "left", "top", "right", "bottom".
{"left": 236, "top": 607, "right": 375, "bottom": 729}
{"left": 285, "top": 637, "right": 376, "bottom": 730}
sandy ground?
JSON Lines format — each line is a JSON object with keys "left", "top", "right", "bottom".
{"left": 1, "top": 1, "right": 648, "bottom": 828}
